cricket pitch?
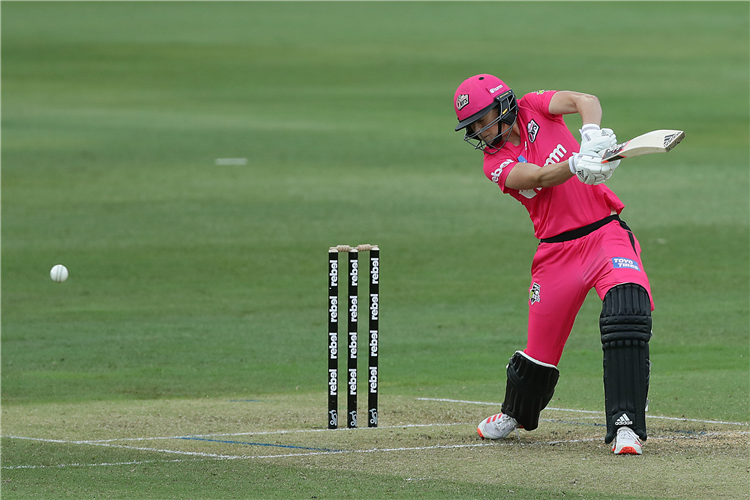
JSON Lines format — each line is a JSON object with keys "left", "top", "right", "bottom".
{"left": 2, "top": 394, "right": 747, "bottom": 499}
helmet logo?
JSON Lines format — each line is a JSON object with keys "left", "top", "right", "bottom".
{"left": 456, "top": 94, "right": 469, "bottom": 110}
{"left": 489, "top": 84, "right": 504, "bottom": 94}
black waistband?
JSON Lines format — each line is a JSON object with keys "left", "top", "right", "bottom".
{"left": 540, "top": 214, "right": 621, "bottom": 244}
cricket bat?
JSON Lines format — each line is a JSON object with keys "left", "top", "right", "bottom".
{"left": 601, "top": 129, "right": 685, "bottom": 163}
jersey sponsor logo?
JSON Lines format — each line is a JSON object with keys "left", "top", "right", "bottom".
{"left": 529, "top": 282, "right": 541, "bottom": 304}
{"left": 519, "top": 188, "right": 542, "bottom": 199}
{"left": 612, "top": 257, "right": 640, "bottom": 271}
{"left": 489, "top": 159, "right": 513, "bottom": 184}
{"left": 456, "top": 94, "right": 469, "bottom": 110}
{"left": 514, "top": 155, "right": 542, "bottom": 198}
{"left": 535, "top": 90, "right": 550, "bottom": 94}
{"left": 527, "top": 120, "right": 540, "bottom": 143}
{"left": 544, "top": 144, "right": 567, "bottom": 166}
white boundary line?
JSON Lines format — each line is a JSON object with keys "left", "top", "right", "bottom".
{"left": 416, "top": 398, "right": 750, "bottom": 426}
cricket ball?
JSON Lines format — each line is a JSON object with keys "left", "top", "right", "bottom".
{"left": 50, "top": 264, "right": 68, "bottom": 283}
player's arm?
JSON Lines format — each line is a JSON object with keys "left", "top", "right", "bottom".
{"left": 551, "top": 91, "right": 618, "bottom": 159}
{"left": 505, "top": 160, "right": 574, "bottom": 190}
{"left": 548, "top": 91, "right": 602, "bottom": 125}
{"left": 506, "top": 154, "right": 620, "bottom": 189}
{"left": 505, "top": 91, "right": 618, "bottom": 190}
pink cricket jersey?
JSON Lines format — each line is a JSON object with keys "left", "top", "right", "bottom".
{"left": 483, "top": 91, "right": 625, "bottom": 240}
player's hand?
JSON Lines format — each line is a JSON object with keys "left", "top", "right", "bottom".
{"left": 569, "top": 153, "right": 620, "bottom": 185}
{"left": 579, "top": 125, "right": 617, "bottom": 155}
{"left": 600, "top": 158, "right": 621, "bottom": 182}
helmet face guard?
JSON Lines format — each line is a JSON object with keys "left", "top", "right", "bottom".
{"left": 463, "top": 91, "right": 518, "bottom": 153}
{"left": 454, "top": 75, "right": 518, "bottom": 154}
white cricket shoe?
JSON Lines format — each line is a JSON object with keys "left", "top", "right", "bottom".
{"left": 477, "top": 413, "right": 520, "bottom": 440}
{"left": 612, "top": 426, "right": 643, "bottom": 455}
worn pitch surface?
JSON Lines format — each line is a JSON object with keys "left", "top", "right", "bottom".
{"left": 3, "top": 395, "right": 748, "bottom": 499}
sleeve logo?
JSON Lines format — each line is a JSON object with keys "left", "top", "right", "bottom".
{"left": 490, "top": 159, "right": 513, "bottom": 184}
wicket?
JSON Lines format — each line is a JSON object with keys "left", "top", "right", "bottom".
{"left": 328, "top": 244, "right": 379, "bottom": 429}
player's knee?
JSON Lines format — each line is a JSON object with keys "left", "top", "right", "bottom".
{"left": 600, "top": 283, "right": 652, "bottom": 344}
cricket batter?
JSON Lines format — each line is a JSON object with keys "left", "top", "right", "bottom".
{"left": 453, "top": 74, "right": 653, "bottom": 455}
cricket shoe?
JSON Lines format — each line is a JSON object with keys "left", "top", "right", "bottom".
{"left": 612, "top": 426, "right": 643, "bottom": 455}
{"left": 477, "top": 413, "right": 520, "bottom": 440}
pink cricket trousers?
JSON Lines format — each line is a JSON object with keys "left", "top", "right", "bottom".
{"left": 525, "top": 219, "right": 654, "bottom": 366}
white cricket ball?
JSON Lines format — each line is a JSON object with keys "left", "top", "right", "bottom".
{"left": 50, "top": 264, "right": 69, "bottom": 283}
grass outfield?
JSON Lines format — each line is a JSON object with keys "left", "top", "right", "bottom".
{"left": 2, "top": 2, "right": 748, "bottom": 499}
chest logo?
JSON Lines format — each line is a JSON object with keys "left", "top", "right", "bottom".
{"left": 527, "top": 120, "right": 540, "bottom": 143}
{"left": 544, "top": 144, "right": 568, "bottom": 166}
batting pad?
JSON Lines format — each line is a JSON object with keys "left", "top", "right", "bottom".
{"left": 502, "top": 351, "right": 560, "bottom": 431}
{"left": 600, "top": 283, "right": 652, "bottom": 443}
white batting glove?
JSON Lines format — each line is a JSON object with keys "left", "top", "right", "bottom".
{"left": 579, "top": 124, "right": 617, "bottom": 155}
{"left": 600, "top": 160, "right": 621, "bottom": 183}
{"left": 569, "top": 153, "right": 621, "bottom": 185}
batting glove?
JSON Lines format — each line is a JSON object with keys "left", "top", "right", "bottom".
{"left": 579, "top": 125, "right": 617, "bottom": 156}
{"left": 569, "top": 153, "right": 621, "bottom": 185}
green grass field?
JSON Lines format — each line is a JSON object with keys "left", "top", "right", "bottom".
{"left": 2, "top": 2, "right": 748, "bottom": 499}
